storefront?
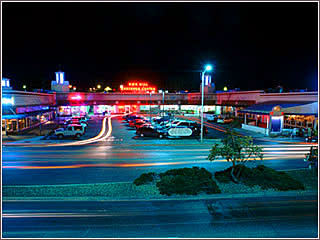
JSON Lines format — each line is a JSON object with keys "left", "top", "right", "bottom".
{"left": 58, "top": 106, "right": 90, "bottom": 116}
{"left": 239, "top": 101, "right": 318, "bottom": 136}
{"left": 2, "top": 110, "right": 55, "bottom": 135}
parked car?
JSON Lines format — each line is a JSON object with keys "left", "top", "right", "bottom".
{"left": 134, "top": 120, "right": 149, "bottom": 128}
{"left": 128, "top": 119, "right": 146, "bottom": 128}
{"left": 54, "top": 124, "right": 86, "bottom": 139}
{"left": 64, "top": 119, "right": 87, "bottom": 131}
{"left": 125, "top": 115, "right": 144, "bottom": 122}
{"left": 305, "top": 135, "right": 318, "bottom": 143}
{"left": 136, "top": 126, "right": 166, "bottom": 138}
{"left": 136, "top": 122, "right": 152, "bottom": 129}
{"left": 206, "top": 114, "right": 219, "bottom": 122}
{"left": 71, "top": 116, "right": 88, "bottom": 124}
{"left": 217, "top": 117, "right": 233, "bottom": 124}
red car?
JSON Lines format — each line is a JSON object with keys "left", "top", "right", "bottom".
{"left": 129, "top": 119, "right": 145, "bottom": 128}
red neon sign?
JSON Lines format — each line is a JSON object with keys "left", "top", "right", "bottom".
{"left": 70, "top": 95, "right": 82, "bottom": 100}
{"left": 120, "top": 82, "right": 157, "bottom": 93}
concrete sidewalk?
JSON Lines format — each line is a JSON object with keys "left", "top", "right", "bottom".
{"left": 233, "top": 127, "right": 308, "bottom": 143}
{"left": 2, "top": 187, "right": 317, "bottom": 202}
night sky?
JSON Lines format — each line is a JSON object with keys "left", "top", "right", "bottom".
{"left": 2, "top": 2, "right": 318, "bottom": 92}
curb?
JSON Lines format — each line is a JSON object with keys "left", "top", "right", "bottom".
{"left": 3, "top": 190, "right": 317, "bottom": 202}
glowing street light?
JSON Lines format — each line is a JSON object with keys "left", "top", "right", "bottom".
{"left": 23, "top": 85, "right": 27, "bottom": 91}
{"left": 73, "top": 86, "right": 76, "bottom": 91}
{"left": 201, "top": 64, "right": 213, "bottom": 143}
{"left": 97, "top": 84, "right": 101, "bottom": 89}
{"left": 205, "top": 64, "right": 213, "bottom": 71}
{"left": 223, "top": 86, "right": 228, "bottom": 91}
{"left": 104, "top": 86, "right": 112, "bottom": 92}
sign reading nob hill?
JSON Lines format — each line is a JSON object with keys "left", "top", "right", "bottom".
{"left": 168, "top": 127, "right": 193, "bottom": 137}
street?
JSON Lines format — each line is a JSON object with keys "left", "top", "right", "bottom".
{"left": 2, "top": 116, "right": 313, "bottom": 185}
{"left": 2, "top": 116, "right": 318, "bottom": 238}
{"left": 2, "top": 194, "right": 318, "bottom": 238}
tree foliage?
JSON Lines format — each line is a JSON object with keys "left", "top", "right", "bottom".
{"left": 208, "top": 129, "right": 263, "bottom": 183}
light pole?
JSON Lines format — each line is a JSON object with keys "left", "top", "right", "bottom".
{"left": 147, "top": 91, "right": 152, "bottom": 121}
{"left": 159, "top": 90, "right": 168, "bottom": 116}
{"left": 201, "top": 64, "right": 213, "bottom": 142}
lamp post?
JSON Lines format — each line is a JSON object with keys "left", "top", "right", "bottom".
{"left": 200, "top": 64, "right": 213, "bottom": 142}
{"left": 149, "top": 91, "right": 152, "bottom": 121}
{"left": 159, "top": 90, "right": 168, "bottom": 116}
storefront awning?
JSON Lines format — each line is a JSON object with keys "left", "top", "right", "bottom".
{"left": 2, "top": 114, "right": 27, "bottom": 119}
{"left": 2, "top": 109, "right": 54, "bottom": 120}
{"left": 239, "top": 101, "right": 318, "bottom": 116}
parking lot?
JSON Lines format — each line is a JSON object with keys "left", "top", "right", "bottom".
{"left": 115, "top": 114, "right": 226, "bottom": 144}
{"left": 46, "top": 116, "right": 104, "bottom": 141}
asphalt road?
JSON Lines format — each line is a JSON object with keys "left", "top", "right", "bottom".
{"left": 2, "top": 194, "right": 318, "bottom": 238}
{"left": 2, "top": 116, "right": 313, "bottom": 185}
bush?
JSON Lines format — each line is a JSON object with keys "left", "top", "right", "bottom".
{"left": 214, "top": 165, "right": 305, "bottom": 191}
{"left": 133, "top": 172, "right": 156, "bottom": 186}
{"left": 156, "top": 167, "right": 221, "bottom": 196}
{"left": 214, "top": 168, "right": 232, "bottom": 183}
{"left": 229, "top": 118, "right": 242, "bottom": 128}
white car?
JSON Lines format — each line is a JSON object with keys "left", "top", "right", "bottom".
{"left": 55, "top": 124, "right": 85, "bottom": 139}
{"left": 165, "top": 120, "right": 194, "bottom": 128}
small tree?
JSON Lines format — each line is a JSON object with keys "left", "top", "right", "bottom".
{"left": 208, "top": 129, "right": 263, "bottom": 183}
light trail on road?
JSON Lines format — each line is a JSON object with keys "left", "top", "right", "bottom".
{"left": 3, "top": 115, "right": 119, "bottom": 148}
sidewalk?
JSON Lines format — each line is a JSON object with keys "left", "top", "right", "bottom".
{"left": 233, "top": 127, "right": 309, "bottom": 143}
{"left": 2, "top": 184, "right": 317, "bottom": 202}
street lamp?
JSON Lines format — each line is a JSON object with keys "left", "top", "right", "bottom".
{"left": 201, "top": 64, "right": 213, "bottom": 142}
{"left": 146, "top": 91, "right": 152, "bottom": 121}
{"left": 97, "top": 84, "right": 101, "bottom": 89}
{"left": 104, "top": 86, "right": 112, "bottom": 93}
{"left": 23, "top": 85, "right": 26, "bottom": 91}
{"left": 158, "top": 90, "right": 168, "bottom": 116}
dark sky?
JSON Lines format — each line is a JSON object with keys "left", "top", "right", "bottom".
{"left": 2, "top": 2, "right": 318, "bottom": 92}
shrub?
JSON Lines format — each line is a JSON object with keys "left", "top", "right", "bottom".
{"left": 156, "top": 167, "right": 221, "bottom": 196}
{"left": 214, "top": 168, "right": 232, "bottom": 183}
{"left": 214, "top": 165, "right": 305, "bottom": 191}
{"left": 133, "top": 172, "right": 156, "bottom": 186}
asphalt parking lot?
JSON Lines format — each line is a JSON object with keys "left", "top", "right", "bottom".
{"left": 114, "top": 116, "right": 226, "bottom": 145}
{"left": 46, "top": 116, "right": 104, "bottom": 141}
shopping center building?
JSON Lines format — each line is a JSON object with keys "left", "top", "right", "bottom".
{"left": 1, "top": 73, "right": 318, "bottom": 136}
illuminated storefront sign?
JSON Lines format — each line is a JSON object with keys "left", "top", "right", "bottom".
{"left": 2, "top": 97, "right": 14, "bottom": 105}
{"left": 168, "top": 127, "right": 193, "bottom": 137}
{"left": 71, "top": 95, "right": 82, "bottom": 100}
{"left": 120, "top": 82, "right": 156, "bottom": 93}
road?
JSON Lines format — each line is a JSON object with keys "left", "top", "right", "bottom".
{"left": 2, "top": 116, "right": 314, "bottom": 185}
{"left": 2, "top": 194, "right": 318, "bottom": 238}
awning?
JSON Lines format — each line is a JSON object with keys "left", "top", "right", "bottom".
{"left": 239, "top": 101, "right": 318, "bottom": 116}
{"left": 2, "top": 109, "right": 55, "bottom": 120}
{"left": 2, "top": 114, "right": 27, "bottom": 119}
